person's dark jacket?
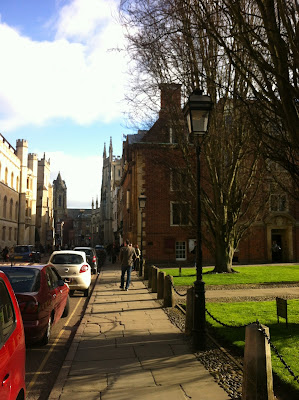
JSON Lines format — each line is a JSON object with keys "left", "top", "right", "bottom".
{"left": 120, "top": 245, "right": 136, "bottom": 267}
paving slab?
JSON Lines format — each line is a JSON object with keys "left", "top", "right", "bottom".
{"left": 49, "top": 262, "right": 230, "bottom": 400}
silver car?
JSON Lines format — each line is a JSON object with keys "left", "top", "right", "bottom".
{"left": 48, "top": 250, "right": 91, "bottom": 297}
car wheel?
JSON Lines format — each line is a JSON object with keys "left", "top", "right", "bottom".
{"left": 40, "top": 316, "right": 52, "bottom": 345}
{"left": 84, "top": 287, "right": 89, "bottom": 297}
{"left": 69, "top": 290, "right": 75, "bottom": 297}
{"left": 62, "top": 296, "right": 70, "bottom": 317}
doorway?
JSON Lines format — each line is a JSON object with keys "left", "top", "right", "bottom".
{"left": 271, "top": 232, "right": 282, "bottom": 262}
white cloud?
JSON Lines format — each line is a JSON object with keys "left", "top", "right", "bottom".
{"left": 47, "top": 151, "right": 103, "bottom": 209}
{"left": 0, "top": 0, "right": 127, "bottom": 131}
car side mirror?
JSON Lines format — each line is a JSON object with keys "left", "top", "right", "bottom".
{"left": 58, "top": 279, "right": 65, "bottom": 287}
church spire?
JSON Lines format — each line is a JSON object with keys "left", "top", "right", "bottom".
{"left": 103, "top": 143, "right": 107, "bottom": 158}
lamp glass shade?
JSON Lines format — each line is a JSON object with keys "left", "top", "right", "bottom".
{"left": 183, "top": 90, "right": 213, "bottom": 137}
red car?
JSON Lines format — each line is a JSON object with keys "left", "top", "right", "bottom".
{"left": 0, "top": 271, "right": 26, "bottom": 400}
{"left": 1, "top": 265, "right": 70, "bottom": 345}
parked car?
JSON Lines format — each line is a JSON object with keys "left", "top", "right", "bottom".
{"left": 48, "top": 250, "right": 91, "bottom": 297}
{"left": 0, "top": 271, "right": 26, "bottom": 400}
{"left": 0, "top": 265, "right": 70, "bottom": 345}
{"left": 73, "top": 247, "right": 98, "bottom": 274}
{"left": 12, "top": 245, "right": 41, "bottom": 263}
{"left": 95, "top": 245, "right": 106, "bottom": 267}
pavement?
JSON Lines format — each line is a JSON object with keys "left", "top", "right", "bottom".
{"left": 49, "top": 261, "right": 230, "bottom": 400}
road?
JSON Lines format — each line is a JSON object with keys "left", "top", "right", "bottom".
{"left": 24, "top": 273, "right": 98, "bottom": 400}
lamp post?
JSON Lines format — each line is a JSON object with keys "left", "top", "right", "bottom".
{"left": 138, "top": 193, "right": 147, "bottom": 276}
{"left": 183, "top": 88, "right": 213, "bottom": 350}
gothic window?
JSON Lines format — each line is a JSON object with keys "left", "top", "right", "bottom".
{"left": 5, "top": 168, "right": 8, "bottom": 185}
{"left": 15, "top": 202, "right": 18, "bottom": 221}
{"left": 9, "top": 199, "right": 13, "bottom": 219}
{"left": 16, "top": 176, "right": 19, "bottom": 191}
{"left": 11, "top": 172, "right": 14, "bottom": 189}
{"left": 59, "top": 195, "right": 62, "bottom": 207}
{"left": 3, "top": 196, "right": 7, "bottom": 218}
{"left": 2, "top": 226, "right": 6, "bottom": 241}
{"left": 8, "top": 227, "right": 12, "bottom": 241}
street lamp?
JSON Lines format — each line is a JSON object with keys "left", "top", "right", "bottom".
{"left": 138, "top": 193, "right": 147, "bottom": 276}
{"left": 183, "top": 88, "right": 213, "bottom": 350}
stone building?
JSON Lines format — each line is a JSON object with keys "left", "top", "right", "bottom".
{"left": 53, "top": 172, "right": 67, "bottom": 247}
{"left": 0, "top": 134, "right": 53, "bottom": 249}
{"left": 36, "top": 153, "right": 54, "bottom": 251}
{"left": 99, "top": 137, "right": 122, "bottom": 245}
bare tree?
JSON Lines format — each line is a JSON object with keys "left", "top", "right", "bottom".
{"left": 119, "top": 0, "right": 281, "bottom": 272}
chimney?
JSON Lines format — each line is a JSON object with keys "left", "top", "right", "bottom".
{"left": 159, "top": 83, "right": 181, "bottom": 118}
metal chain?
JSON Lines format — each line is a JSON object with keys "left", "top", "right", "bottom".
{"left": 206, "top": 310, "right": 299, "bottom": 385}
{"left": 256, "top": 321, "right": 299, "bottom": 384}
{"left": 170, "top": 280, "right": 188, "bottom": 297}
{"left": 206, "top": 308, "right": 254, "bottom": 329}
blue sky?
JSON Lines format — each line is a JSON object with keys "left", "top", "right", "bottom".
{"left": 0, "top": 0, "right": 131, "bottom": 208}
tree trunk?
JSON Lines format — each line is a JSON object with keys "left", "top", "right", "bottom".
{"left": 213, "top": 239, "right": 235, "bottom": 273}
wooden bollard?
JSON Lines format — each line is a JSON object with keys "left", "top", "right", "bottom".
{"left": 151, "top": 266, "right": 158, "bottom": 293}
{"left": 185, "top": 287, "right": 194, "bottom": 335}
{"left": 143, "top": 263, "right": 149, "bottom": 280}
{"left": 242, "top": 323, "right": 275, "bottom": 400}
{"left": 163, "top": 275, "right": 175, "bottom": 308}
{"left": 148, "top": 265, "right": 153, "bottom": 288}
{"left": 157, "top": 271, "right": 165, "bottom": 299}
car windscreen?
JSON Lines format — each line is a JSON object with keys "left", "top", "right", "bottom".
{"left": 1, "top": 267, "right": 40, "bottom": 292}
{"left": 14, "top": 246, "right": 30, "bottom": 254}
{"left": 51, "top": 254, "right": 84, "bottom": 264}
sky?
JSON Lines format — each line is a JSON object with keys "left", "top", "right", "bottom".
{"left": 0, "top": 0, "right": 132, "bottom": 208}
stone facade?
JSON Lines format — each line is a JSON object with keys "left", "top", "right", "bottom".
{"left": 99, "top": 137, "right": 122, "bottom": 245}
{"left": 0, "top": 134, "right": 53, "bottom": 250}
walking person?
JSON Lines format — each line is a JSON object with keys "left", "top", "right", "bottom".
{"left": 133, "top": 244, "right": 140, "bottom": 271}
{"left": 119, "top": 240, "right": 136, "bottom": 291}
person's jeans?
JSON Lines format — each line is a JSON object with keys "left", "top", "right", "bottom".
{"left": 121, "top": 265, "right": 132, "bottom": 289}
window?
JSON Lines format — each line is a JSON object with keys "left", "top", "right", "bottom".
{"left": 171, "top": 202, "right": 189, "bottom": 225}
{"left": 5, "top": 168, "right": 8, "bottom": 185}
{"left": 270, "top": 194, "right": 287, "bottom": 212}
{"left": 16, "top": 176, "right": 19, "bottom": 191}
{"left": 0, "top": 280, "right": 16, "bottom": 345}
{"left": 11, "top": 172, "right": 14, "bottom": 189}
{"left": 3, "top": 196, "right": 7, "bottom": 218}
{"left": 58, "top": 195, "right": 62, "bottom": 207}
{"left": 169, "top": 127, "right": 178, "bottom": 144}
{"left": 176, "top": 241, "right": 186, "bottom": 260}
{"left": 15, "top": 202, "right": 18, "bottom": 221}
{"left": 170, "top": 169, "right": 188, "bottom": 191}
{"left": 8, "top": 227, "right": 12, "bottom": 241}
{"left": 14, "top": 228, "right": 17, "bottom": 241}
{"left": 9, "top": 199, "right": 13, "bottom": 219}
{"left": 2, "top": 226, "right": 6, "bottom": 241}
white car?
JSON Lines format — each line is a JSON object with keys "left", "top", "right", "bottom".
{"left": 48, "top": 250, "right": 91, "bottom": 297}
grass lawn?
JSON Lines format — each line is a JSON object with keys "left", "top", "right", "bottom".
{"left": 161, "top": 265, "right": 299, "bottom": 286}
{"left": 205, "top": 300, "right": 299, "bottom": 393}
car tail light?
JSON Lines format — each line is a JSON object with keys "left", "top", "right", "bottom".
{"left": 19, "top": 300, "right": 39, "bottom": 313}
{"left": 93, "top": 256, "right": 96, "bottom": 263}
{"left": 80, "top": 264, "right": 89, "bottom": 273}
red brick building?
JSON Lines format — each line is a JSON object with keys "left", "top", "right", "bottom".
{"left": 119, "top": 84, "right": 299, "bottom": 265}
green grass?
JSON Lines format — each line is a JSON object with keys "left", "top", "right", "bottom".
{"left": 205, "top": 300, "right": 299, "bottom": 393}
{"left": 161, "top": 265, "right": 299, "bottom": 286}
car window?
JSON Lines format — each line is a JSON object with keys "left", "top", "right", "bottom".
{"left": 51, "top": 254, "right": 83, "bottom": 264}
{"left": 2, "top": 268, "right": 40, "bottom": 292}
{"left": 14, "top": 246, "right": 29, "bottom": 254}
{"left": 0, "top": 279, "right": 16, "bottom": 346}
{"left": 46, "top": 268, "right": 59, "bottom": 289}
